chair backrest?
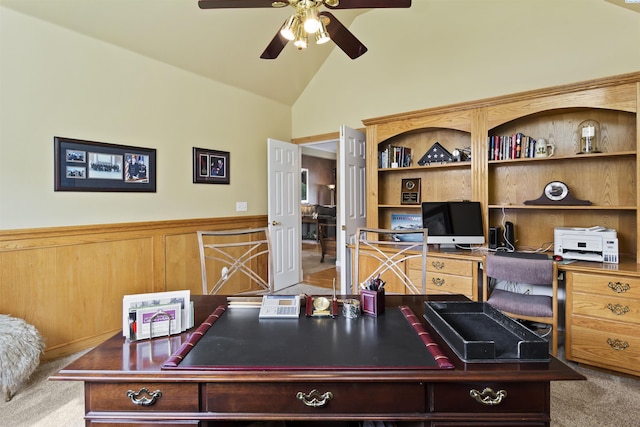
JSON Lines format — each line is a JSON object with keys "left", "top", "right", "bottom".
{"left": 485, "top": 254, "right": 554, "bottom": 285}
{"left": 197, "top": 227, "right": 273, "bottom": 295}
{"left": 353, "top": 227, "right": 428, "bottom": 294}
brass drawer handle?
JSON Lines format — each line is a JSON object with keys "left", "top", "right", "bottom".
{"left": 432, "top": 277, "right": 445, "bottom": 287}
{"left": 126, "top": 387, "right": 163, "bottom": 406}
{"left": 607, "top": 338, "right": 630, "bottom": 351}
{"left": 296, "top": 389, "right": 333, "bottom": 408}
{"left": 470, "top": 387, "right": 507, "bottom": 406}
{"left": 607, "top": 303, "right": 630, "bottom": 316}
{"left": 607, "top": 281, "right": 630, "bottom": 293}
{"left": 431, "top": 261, "right": 445, "bottom": 270}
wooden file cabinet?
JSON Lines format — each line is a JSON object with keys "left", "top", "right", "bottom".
{"left": 565, "top": 268, "right": 640, "bottom": 377}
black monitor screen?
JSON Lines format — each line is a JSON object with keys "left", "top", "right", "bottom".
{"left": 421, "top": 201, "right": 484, "bottom": 246}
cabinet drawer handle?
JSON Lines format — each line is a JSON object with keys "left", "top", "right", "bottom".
{"left": 296, "top": 389, "right": 333, "bottom": 408}
{"left": 607, "top": 282, "right": 630, "bottom": 293}
{"left": 469, "top": 387, "right": 507, "bottom": 406}
{"left": 126, "top": 387, "right": 163, "bottom": 406}
{"left": 432, "top": 261, "right": 445, "bottom": 270}
{"left": 607, "top": 338, "right": 630, "bottom": 351}
{"left": 607, "top": 303, "right": 630, "bottom": 316}
{"left": 432, "top": 277, "right": 445, "bottom": 287}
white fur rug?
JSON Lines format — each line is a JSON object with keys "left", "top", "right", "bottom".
{"left": 0, "top": 315, "right": 44, "bottom": 401}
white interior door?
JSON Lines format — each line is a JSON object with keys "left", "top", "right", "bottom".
{"left": 268, "top": 138, "right": 302, "bottom": 291}
{"left": 338, "top": 125, "right": 367, "bottom": 294}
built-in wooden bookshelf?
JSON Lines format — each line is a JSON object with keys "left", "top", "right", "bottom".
{"left": 363, "top": 72, "right": 640, "bottom": 376}
{"left": 363, "top": 72, "right": 640, "bottom": 262}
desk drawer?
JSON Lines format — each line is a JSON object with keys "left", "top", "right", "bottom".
{"left": 431, "top": 382, "right": 547, "bottom": 412}
{"left": 426, "top": 257, "right": 473, "bottom": 276}
{"left": 205, "top": 382, "right": 425, "bottom": 414}
{"left": 570, "top": 272, "right": 640, "bottom": 298}
{"left": 571, "top": 292, "right": 640, "bottom": 324}
{"left": 88, "top": 382, "right": 199, "bottom": 412}
{"left": 569, "top": 315, "right": 640, "bottom": 373}
{"left": 425, "top": 272, "right": 473, "bottom": 297}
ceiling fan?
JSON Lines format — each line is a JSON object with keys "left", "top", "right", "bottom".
{"left": 198, "top": 0, "right": 412, "bottom": 59}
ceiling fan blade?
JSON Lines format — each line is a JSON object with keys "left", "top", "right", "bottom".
{"left": 325, "top": 0, "right": 411, "bottom": 9}
{"left": 260, "top": 31, "right": 289, "bottom": 59}
{"left": 319, "top": 11, "right": 367, "bottom": 59}
{"left": 198, "top": 0, "right": 281, "bottom": 9}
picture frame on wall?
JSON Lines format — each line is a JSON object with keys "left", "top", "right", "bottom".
{"left": 54, "top": 136, "right": 156, "bottom": 192}
{"left": 193, "top": 147, "right": 230, "bottom": 184}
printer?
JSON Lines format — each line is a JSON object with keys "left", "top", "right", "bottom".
{"left": 554, "top": 226, "right": 619, "bottom": 264}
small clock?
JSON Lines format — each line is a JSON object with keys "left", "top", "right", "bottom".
{"left": 544, "top": 181, "right": 569, "bottom": 201}
{"left": 524, "top": 181, "right": 591, "bottom": 205}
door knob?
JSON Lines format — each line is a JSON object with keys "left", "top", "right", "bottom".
{"left": 271, "top": 220, "right": 281, "bottom": 226}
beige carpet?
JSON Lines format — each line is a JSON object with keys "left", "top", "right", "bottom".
{"left": 3, "top": 337, "right": 639, "bottom": 426}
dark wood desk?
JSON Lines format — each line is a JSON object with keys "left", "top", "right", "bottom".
{"left": 52, "top": 295, "right": 583, "bottom": 426}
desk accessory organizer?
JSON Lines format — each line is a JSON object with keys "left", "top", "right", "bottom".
{"left": 123, "top": 290, "right": 193, "bottom": 341}
{"left": 360, "top": 276, "right": 385, "bottom": 316}
{"left": 423, "top": 301, "right": 550, "bottom": 362}
{"left": 360, "top": 289, "right": 385, "bottom": 316}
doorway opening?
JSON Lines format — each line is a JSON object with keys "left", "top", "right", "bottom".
{"left": 300, "top": 141, "right": 338, "bottom": 290}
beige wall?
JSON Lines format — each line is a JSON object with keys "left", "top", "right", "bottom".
{"left": 292, "top": 0, "right": 640, "bottom": 137}
{"left": 0, "top": 7, "right": 291, "bottom": 230}
{"left": 2, "top": 1, "right": 640, "bottom": 231}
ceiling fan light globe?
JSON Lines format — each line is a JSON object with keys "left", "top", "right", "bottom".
{"left": 280, "top": 15, "right": 298, "bottom": 41}
{"left": 294, "top": 23, "right": 308, "bottom": 49}
{"left": 315, "top": 26, "right": 330, "bottom": 44}
{"left": 303, "top": 8, "right": 321, "bottom": 33}
{"left": 304, "top": 18, "right": 321, "bottom": 33}
{"left": 294, "top": 37, "right": 308, "bottom": 49}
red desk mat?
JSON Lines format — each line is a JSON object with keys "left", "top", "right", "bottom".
{"left": 163, "top": 305, "right": 453, "bottom": 371}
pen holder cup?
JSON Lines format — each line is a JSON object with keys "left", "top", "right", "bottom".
{"left": 360, "top": 288, "right": 385, "bottom": 317}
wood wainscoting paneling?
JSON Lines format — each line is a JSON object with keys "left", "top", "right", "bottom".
{"left": 0, "top": 216, "right": 267, "bottom": 360}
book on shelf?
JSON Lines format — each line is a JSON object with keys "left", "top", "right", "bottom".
{"left": 379, "top": 145, "right": 411, "bottom": 168}
{"left": 488, "top": 133, "right": 537, "bottom": 160}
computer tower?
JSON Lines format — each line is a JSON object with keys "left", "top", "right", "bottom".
{"left": 505, "top": 221, "right": 515, "bottom": 249}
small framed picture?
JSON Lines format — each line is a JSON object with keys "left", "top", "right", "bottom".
{"left": 193, "top": 147, "right": 230, "bottom": 184}
{"left": 54, "top": 136, "right": 156, "bottom": 192}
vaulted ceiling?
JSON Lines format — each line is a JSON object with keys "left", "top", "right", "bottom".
{"left": 2, "top": 1, "right": 638, "bottom": 107}
{"left": 1, "top": 0, "right": 369, "bottom": 105}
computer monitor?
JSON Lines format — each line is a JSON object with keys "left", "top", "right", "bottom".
{"left": 421, "top": 201, "right": 485, "bottom": 248}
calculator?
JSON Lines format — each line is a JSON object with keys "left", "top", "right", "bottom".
{"left": 258, "top": 295, "right": 301, "bottom": 319}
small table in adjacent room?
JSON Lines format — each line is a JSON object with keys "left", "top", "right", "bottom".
{"left": 51, "top": 294, "right": 584, "bottom": 426}
{"left": 319, "top": 221, "right": 336, "bottom": 262}
{"left": 302, "top": 216, "right": 324, "bottom": 241}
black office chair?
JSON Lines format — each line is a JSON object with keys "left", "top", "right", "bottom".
{"left": 483, "top": 254, "right": 559, "bottom": 356}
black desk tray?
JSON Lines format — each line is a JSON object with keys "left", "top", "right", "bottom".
{"left": 423, "top": 301, "right": 550, "bottom": 363}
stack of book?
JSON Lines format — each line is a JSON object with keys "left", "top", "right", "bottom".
{"left": 488, "top": 133, "right": 537, "bottom": 160}
{"left": 122, "top": 290, "right": 194, "bottom": 341}
{"left": 379, "top": 145, "right": 412, "bottom": 168}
